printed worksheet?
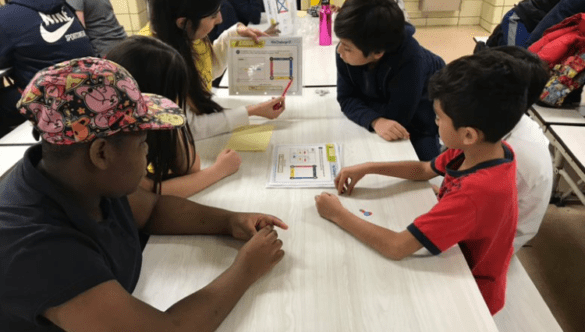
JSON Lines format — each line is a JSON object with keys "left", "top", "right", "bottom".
{"left": 267, "top": 143, "right": 342, "bottom": 188}
{"left": 227, "top": 37, "right": 302, "bottom": 96}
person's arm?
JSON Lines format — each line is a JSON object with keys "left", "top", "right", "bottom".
{"left": 212, "top": 23, "right": 269, "bottom": 79}
{"left": 337, "top": 52, "right": 431, "bottom": 133}
{"left": 314, "top": 192, "right": 423, "bottom": 260}
{"left": 74, "top": 10, "right": 85, "bottom": 28}
{"left": 187, "top": 105, "right": 249, "bottom": 140}
{"left": 140, "top": 150, "right": 242, "bottom": 198}
{"left": 334, "top": 160, "right": 437, "bottom": 195}
{"left": 44, "top": 225, "right": 284, "bottom": 332}
{"left": 524, "top": 0, "right": 585, "bottom": 46}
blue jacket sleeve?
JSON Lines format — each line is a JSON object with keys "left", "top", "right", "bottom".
{"left": 336, "top": 53, "right": 382, "bottom": 131}
{"left": 0, "top": 15, "right": 13, "bottom": 69}
{"left": 524, "top": 0, "right": 585, "bottom": 46}
{"left": 336, "top": 52, "right": 426, "bottom": 131}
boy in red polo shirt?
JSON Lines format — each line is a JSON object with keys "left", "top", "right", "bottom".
{"left": 315, "top": 51, "right": 528, "bottom": 315}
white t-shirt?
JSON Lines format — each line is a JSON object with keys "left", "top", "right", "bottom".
{"left": 504, "top": 114, "right": 553, "bottom": 252}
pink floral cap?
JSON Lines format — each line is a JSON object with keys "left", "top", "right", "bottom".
{"left": 17, "top": 57, "right": 186, "bottom": 145}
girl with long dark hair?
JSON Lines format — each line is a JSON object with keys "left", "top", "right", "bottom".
{"left": 107, "top": 36, "right": 241, "bottom": 197}
{"left": 138, "top": 0, "right": 286, "bottom": 140}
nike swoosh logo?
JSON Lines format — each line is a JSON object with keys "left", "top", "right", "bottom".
{"left": 39, "top": 18, "right": 74, "bottom": 44}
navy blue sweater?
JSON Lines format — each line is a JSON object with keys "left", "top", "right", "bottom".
{"left": 336, "top": 24, "right": 444, "bottom": 138}
{"left": 0, "top": 0, "right": 95, "bottom": 89}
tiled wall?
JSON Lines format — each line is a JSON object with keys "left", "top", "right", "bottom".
{"left": 480, "top": 0, "right": 515, "bottom": 32}
{"left": 405, "top": 0, "right": 484, "bottom": 27}
{"left": 110, "top": 0, "right": 149, "bottom": 36}
{"left": 303, "top": 0, "right": 508, "bottom": 32}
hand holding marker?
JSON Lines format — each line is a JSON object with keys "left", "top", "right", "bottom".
{"left": 273, "top": 78, "right": 293, "bottom": 110}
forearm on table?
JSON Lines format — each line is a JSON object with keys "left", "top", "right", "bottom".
{"left": 333, "top": 209, "right": 422, "bottom": 260}
{"left": 362, "top": 161, "right": 436, "bottom": 181}
{"left": 164, "top": 263, "right": 255, "bottom": 332}
{"left": 145, "top": 194, "right": 235, "bottom": 235}
{"left": 156, "top": 164, "right": 232, "bottom": 198}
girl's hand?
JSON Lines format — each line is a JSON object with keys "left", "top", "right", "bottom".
{"left": 246, "top": 97, "right": 285, "bottom": 119}
{"left": 213, "top": 149, "right": 242, "bottom": 177}
{"left": 236, "top": 23, "right": 269, "bottom": 42}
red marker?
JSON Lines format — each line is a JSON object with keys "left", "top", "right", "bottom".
{"left": 273, "top": 78, "right": 293, "bottom": 110}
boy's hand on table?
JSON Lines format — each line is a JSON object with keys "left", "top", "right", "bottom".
{"left": 247, "top": 97, "right": 285, "bottom": 119}
{"left": 229, "top": 213, "right": 288, "bottom": 241}
{"left": 213, "top": 149, "right": 242, "bottom": 177}
{"left": 233, "top": 225, "right": 284, "bottom": 283}
{"left": 335, "top": 164, "right": 367, "bottom": 195}
{"left": 315, "top": 192, "right": 347, "bottom": 224}
{"left": 264, "top": 22, "right": 280, "bottom": 36}
{"left": 372, "top": 118, "right": 410, "bottom": 141}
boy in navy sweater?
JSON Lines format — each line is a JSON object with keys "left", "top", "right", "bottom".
{"left": 335, "top": 0, "right": 445, "bottom": 161}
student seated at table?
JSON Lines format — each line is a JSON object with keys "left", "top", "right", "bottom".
{"left": 334, "top": 0, "right": 445, "bottom": 161}
{"left": 482, "top": 46, "right": 553, "bottom": 252}
{"left": 0, "top": 0, "right": 95, "bottom": 137}
{"left": 138, "top": 0, "right": 285, "bottom": 140}
{"left": 107, "top": 36, "right": 242, "bottom": 197}
{"left": 0, "top": 57, "right": 287, "bottom": 332}
{"left": 315, "top": 51, "right": 527, "bottom": 315}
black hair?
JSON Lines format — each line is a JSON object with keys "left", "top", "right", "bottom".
{"left": 148, "top": 0, "right": 223, "bottom": 115}
{"left": 106, "top": 35, "right": 196, "bottom": 194}
{"left": 486, "top": 46, "right": 549, "bottom": 108}
{"left": 334, "top": 0, "right": 405, "bottom": 56}
{"left": 428, "top": 52, "right": 528, "bottom": 143}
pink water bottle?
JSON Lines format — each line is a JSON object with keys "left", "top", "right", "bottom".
{"left": 319, "top": 0, "right": 332, "bottom": 46}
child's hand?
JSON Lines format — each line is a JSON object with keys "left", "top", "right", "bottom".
{"left": 372, "top": 118, "right": 410, "bottom": 141}
{"left": 214, "top": 149, "right": 242, "bottom": 177}
{"left": 233, "top": 226, "right": 285, "bottom": 283}
{"left": 236, "top": 23, "right": 269, "bottom": 43}
{"left": 315, "top": 192, "right": 346, "bottom": 224}
{"left": 335, "top": 165, "right": 366, "bottom": 195}
{"left": 246, "top": 97, "right": 285, "bottom": 119}
{"left": 264, "top": 22, "right": 280, "bottom": 36}
{"left": 229, "top": 212, "right": 288, "bottom": 240}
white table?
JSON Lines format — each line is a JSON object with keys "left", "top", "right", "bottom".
{"left": 546, "top": 125, "right": 585, "bottom": 205}
{"left": 0, "top": 146, "right": 29, "bottom": 180}
{"left": 528, "top": 104, "right": 585, "bottom": 129}
{"left": 213, "top": 87, "right": 342, "bottom": 120}
{"left": 219, "top": 13, "right": 338, "bottom": 88}
{"left": 133, "top": 114, "right": 498, "bottom": 331}
{"left": 0, "top": 121, "right": 37, "bottom": 145}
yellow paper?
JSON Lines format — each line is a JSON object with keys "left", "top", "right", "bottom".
{"left": 224, "top": 124, "right": 274, "bottom": 151}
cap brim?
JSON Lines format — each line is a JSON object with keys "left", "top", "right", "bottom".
{"left": 131, "top": 93, "right": 186, "bottom": 131}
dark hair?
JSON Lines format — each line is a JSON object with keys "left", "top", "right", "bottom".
{"left": 106, "top": 35, "right": 195, "bottom": 194}
{"left": 148, "top": 0, "right": 223, "bottom": 115}
{"left": 428, "top": 52, "right": 528, "bottom": 143}
{"left": 486, "top": 46, "right": 549, "bottom": 108}
{"left": 334, "top": 0, "right": 405, "bottom": 56}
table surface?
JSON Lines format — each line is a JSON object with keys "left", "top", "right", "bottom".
{"left": 529, "top": 104, "right": 585, "bottom": 127}
{"left": 133, "top": 93, "right": 498, "bottom": 331}
{"left": 0, "top": 146, "right": 29, "bottom": 180}
{"left": 548, "top": 125, "right": 585, "bottom": 171}
{"left": 213, "top": 86, "right": 341, "bottom": 120}
{"left": 0, "top": 121, "right": 37, "bottom": 145}
{"left": 219, "top": 14, "right": 338, "bottom": 88}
